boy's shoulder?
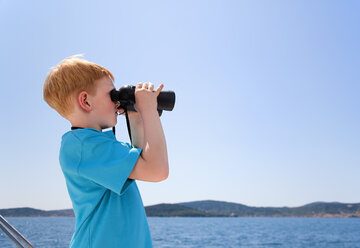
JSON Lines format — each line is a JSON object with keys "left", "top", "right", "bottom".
{"left": 60, "top": 129, "right": 112, "bottom": 163}
{"left": 61, "top": 128, "right": 132, "bottom": 152}
{"left": 59, "top": 128, "right": 136, "bottom": 175}
{"left": 60, "top": 129, "right": 113, "bottom": 174}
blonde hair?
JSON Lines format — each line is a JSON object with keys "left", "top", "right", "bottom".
{"left": 43, "top": 55, "right": 114, "bottom": 118}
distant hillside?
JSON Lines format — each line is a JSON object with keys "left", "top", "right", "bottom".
{"left": 179, "top": 200, "right": 360, "bottom": 217}
{"left": 291, "top": 202, "right": 360, "bottom": 217}
{"left": 145, "top": 203, "right": 224, "bottom": 217}
{"left": 0, "top": 208, "right": 74, "bottom": 217}
{"left": 0, "top": 205, "right": 218, "bottom": 218}
{"left": 1, "top": 201, "right": 360, "bottom": 217}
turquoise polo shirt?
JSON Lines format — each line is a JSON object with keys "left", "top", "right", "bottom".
{"left": 59, "top": 128, "right": 152, "bottom": 248}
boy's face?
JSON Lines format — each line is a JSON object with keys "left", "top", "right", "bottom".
{"left": 90, "top": 76, "right": 119, "bottom": 130}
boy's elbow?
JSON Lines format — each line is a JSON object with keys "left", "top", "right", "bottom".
{"left": 158, "top": 174, "right": 168, "bottom": 182}
{"left": 161, "top": 167, "right": 169, "bottom": 181}
{"left": 155, "top": 162, "right": 169, "bottom": 182}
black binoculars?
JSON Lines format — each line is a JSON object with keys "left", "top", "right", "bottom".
{"left": 110, "top": 85, "right": 175, "bottom": 116}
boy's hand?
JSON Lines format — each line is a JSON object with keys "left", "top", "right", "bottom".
{"left": 133, "top": 82, "right": 164, "bottom": 114}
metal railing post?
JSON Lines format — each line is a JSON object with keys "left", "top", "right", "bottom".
{"left": 0, "top": 215, "right": 34, "bottom": 248}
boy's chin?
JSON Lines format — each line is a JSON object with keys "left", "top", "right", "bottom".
{"left": 110, "top": 119, "right": 118, "bottom": 128}
{"left": 101, "top": 121, "right": 117, "bottom": 130}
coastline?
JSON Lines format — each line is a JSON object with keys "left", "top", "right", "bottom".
{"left": 1, "top": 200, "right": 360, "bottom": 218}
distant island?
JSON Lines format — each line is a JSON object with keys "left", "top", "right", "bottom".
{"left": 1, "top": 200, "right": 359, "bottom": 218}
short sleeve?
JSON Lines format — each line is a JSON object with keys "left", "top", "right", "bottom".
{"left": 78, "top": 134, "right": 142, "bottom": 194}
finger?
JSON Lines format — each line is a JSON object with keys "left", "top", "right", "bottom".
{"left": 136, "top": 82, "right": 143, "bottom": 89}
{"left": 155, "top": 84, "right": 164, "bottom": 96}
{"left": 142, "top": 82, "right": 149, "bottom": 89}
{"left": 149, "top": 83, "right": 154, "bottom": 91}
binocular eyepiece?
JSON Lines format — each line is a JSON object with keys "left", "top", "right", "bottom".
{"left": 110, "top": 85, "right": 176, "bottom": 116}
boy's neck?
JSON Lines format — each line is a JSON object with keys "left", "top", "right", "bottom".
{"left": 67, "top": 106, "right": 104, "bottom": 132}
{"left": 71, "top": 123, "right": 102, "bottom": 131}
{"left": 69, "top": 117, "right": 102, "bottom": 132}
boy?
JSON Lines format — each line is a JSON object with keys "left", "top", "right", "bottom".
{"left": 43, "top": 55, "right": 169, "bottom": 247}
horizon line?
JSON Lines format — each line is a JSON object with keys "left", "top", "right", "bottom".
{"left": 1, "top": 199, "right": 360, "bottom": 211}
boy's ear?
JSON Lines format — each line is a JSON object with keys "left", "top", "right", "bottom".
{"left": 78, "top": 91, "right": 92, "bottom": 112}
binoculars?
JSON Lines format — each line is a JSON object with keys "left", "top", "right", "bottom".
{"left": 110, "top": 85, "right": 175, "bottom": 116}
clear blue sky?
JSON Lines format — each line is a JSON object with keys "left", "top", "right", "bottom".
{"left": 0, "top": 0, "right": 359, "bottom": 210}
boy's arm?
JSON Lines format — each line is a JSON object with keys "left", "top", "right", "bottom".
{"left": 127, "top": 111, "right": 144, "bottom": 149}
{"left": 128, "top": 83, "right": 169, "bottom": 182}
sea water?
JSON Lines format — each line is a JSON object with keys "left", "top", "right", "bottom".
{"left": 0, "top": 217, "right": 359, "bottom": 247}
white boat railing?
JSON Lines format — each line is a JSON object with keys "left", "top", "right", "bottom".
{"left": 0, "top": 215, "right": 34, "bottom": 248}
